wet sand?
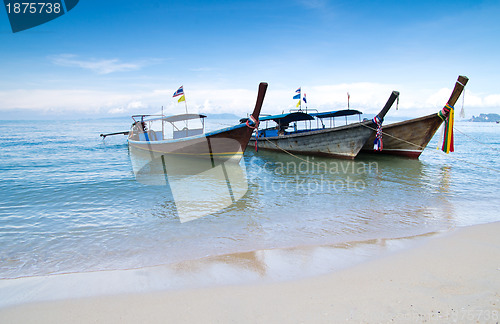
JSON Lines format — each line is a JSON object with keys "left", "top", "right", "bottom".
{"left": 1, "top": 222, "right": 499, "bottom": 323}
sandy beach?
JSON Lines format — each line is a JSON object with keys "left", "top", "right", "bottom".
{"left": 1, "top": 222, "right": 499, "bottom": 323}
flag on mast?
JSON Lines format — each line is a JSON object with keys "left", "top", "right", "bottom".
{"left": 303, "top": 93, "right": 307, "bottom": 104}
{"left": 173, "top": 85, "right": 188, "bottom": 115}
{"left": 173, "top": 86, "right": 184, "bottom": 97}
{"left": 293, "top": 87, "right": 301, "bottom": 100}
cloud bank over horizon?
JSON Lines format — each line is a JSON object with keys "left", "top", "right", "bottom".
{"left": 0, "top": 81, "right": 497, "bottom": 120}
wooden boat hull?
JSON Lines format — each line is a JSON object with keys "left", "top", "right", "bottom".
{"left": 129, "top": 123, "right": 253, "bottom": 161}
{"left": 361, "top": 113, "right": 443, "bottom": 159}
{"left": 249, "top": 120, "right": 375, "bottom": 159}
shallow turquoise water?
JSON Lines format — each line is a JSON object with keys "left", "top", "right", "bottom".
{"left": 0, "top": 118, "right": 499, "bottom": 279}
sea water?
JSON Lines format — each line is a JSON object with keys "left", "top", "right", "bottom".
{"left": 0, "top": 118, "right": 499, "bottom": 304}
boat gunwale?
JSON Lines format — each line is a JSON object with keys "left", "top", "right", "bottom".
{"left": 128, "top": 123, "right": 248, "bottom": 145}
{"left": 379, "top": 113, "right": 440, "bottom": 128}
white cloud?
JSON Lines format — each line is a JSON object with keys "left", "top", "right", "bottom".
{"left": 170, "top": 83, "right": 500, "bottom": 119}
{"left": 0, "top": 89, "right": 145, "bottom": 114}
{"left": 49, "top": 54, "right": 157, "bottom": 74}
{"left": 417, "top": 87, "right": 496, "bottom": 116}
{"left": 425, "top": 88, "right": 454, "bottom": 108}
{"left": 1, "top": 83, "right": 498, "bottom": 119}
{"left": 304, "top": 83, "right": 398, "bottom": 113}
{"left": 127, "top": 101, "right": 147, "bottom": 109}
{"left": 108, "top": 101, "right": 148, "bottom": 114}
{"left": 484, "top": 94, "right": 500, "bottom": 107}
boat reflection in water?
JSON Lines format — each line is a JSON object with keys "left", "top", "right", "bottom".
{"left": 129, "top": 145, "right": 249, "bottom": 223}
{"left": 122, "top": 82, "right": 268, "bottom": 222}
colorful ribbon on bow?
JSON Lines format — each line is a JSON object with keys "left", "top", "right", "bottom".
{"left": 245, "top": 115, "right": 260, "bottom": 151}
{"left": 438, "top": 103, "right": 454, "bottom": 154}
{"left": 373, "top": 115, "right": 383, "bottom": 151}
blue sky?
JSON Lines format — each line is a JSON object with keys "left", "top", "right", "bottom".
{"left": 1, "top": 0, "right": 499, "bottom": 119}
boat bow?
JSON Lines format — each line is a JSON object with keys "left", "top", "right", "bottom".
{"left": 248, "top": 82, "right": 268, "bottom": 128}
{"left": 375, "top": 91, "right": 400, "bottom": 122}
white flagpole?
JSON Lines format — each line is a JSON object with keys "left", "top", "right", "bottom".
{"left": 161, "top": 105, "right": 164, "bottom": 140}
{"left": 183, "top": 93, "right": 188, "bottom": 129}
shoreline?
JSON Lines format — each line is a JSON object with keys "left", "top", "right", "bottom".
{"left": 1, "top": 222, "right": 499, "bottom": 323}
{"left": 0, "top": 229, "right": 445, "bottom": 310}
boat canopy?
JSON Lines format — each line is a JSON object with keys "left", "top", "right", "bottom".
{"left": 140, "top": 113, "right": 207, "bottom": 123}
{"left": 163, "top": 113, "right": 207, "bottom": 123}
{"left": 241, "top": 110, "right": 362, "bottom": 125}
{"left": 241, "top": 112, "right": 314, "bottom": 125}
{"left": 311, "top": 109, "right": 362, "bottom": 119}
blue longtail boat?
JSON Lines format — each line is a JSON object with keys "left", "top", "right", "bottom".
{"left": 241, "top": 91, "right": 399, "bottom": 159}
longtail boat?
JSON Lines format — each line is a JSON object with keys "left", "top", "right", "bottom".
{"left": 242, "top": 91, "right": 399, "bottom": 159}
{"left": 361, "top": 75, "right": 468, "bottom": 159}
{"left": 102, "top": 82, "right": 268, "bottom": 162}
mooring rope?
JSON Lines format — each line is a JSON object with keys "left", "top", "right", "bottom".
{"left": 262, "top": 137, "right": 331, "bottom": 172}
{"left": 258, "top": 122, "right": 500, "bottom": 173}
{"left": 360, "top": 122, "right": 428, "bottom": 150}
{"left": 360, "top": 122, "right": 500, "bottom": 173}
{"left": 453, "top": 127, "right": 500, "bottom": 152}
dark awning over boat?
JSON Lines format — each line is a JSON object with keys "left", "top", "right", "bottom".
{"left": 241, "top": 110, "right": 362, "bottom": 124}
{"left": 240, "top": 112, "right": 314, "bottom": 125}
{"left": 265, "top": 112, "right": 314, "bottom": 124}
{"left": 311, "top": 109, "right": 362, "bottom": 118}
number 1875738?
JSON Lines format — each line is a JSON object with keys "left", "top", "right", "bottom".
{"left": 5, "top": 2, "right": 62, "bottom": 14}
